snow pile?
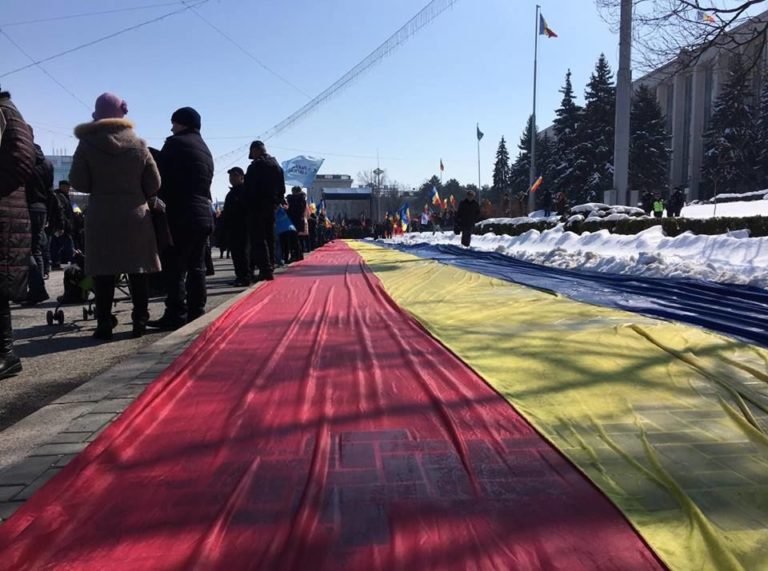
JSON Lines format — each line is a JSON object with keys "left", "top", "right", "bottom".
{"left": 570, "top": 203, "right": 646, "bottom": 218}
{"left": 382, "top": 197, "right": 768, "bottom": 289}
{"left": 681, "top": 199, "right": 768, "bottom": 219}
{"left": 693, "top": 188, "right": 768, "bottom": 204}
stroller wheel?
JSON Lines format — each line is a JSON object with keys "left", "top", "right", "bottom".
{"left": 82, "top": 307, "right": 89, "bottom": 321}
{"left": 46, "top": 310, "right": 54, "bottom": 326}
{"left": 55, "top": 309, "right": 65, "bottom": 325}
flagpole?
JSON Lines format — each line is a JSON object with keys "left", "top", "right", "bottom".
{"left": 528, "top": 4, "right": 540, "bottom": 215}
{"left": 477, "top": 123, "right": 481, "bottom": 196}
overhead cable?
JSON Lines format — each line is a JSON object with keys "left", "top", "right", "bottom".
{"left": 213, "top": 0, "right": 458, "bottom": 167}
{"left": 0, "top": 1, "right": 187, "bottom": 27}
{"left": 0, "top": 30, "right": 90, "bottom": 110}
{"left": 0, "top": 0, "right": 209, "bottom": 78}
{"left": 185, "top": 3, "right": 312, "bottom": 99}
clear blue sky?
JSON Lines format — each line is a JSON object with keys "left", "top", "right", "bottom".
{"left": 1, "top": 0, "right": 621, "bottom": 201}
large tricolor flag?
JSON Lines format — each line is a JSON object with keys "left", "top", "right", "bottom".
{"left": 430, "top": 186, "right": 441, "bottom": 206}
{"left": 440, "top": 158, "right": 445, "bottom": 172}
{"left": 697, "top": 11, "right": 716, "bottom": 24}
{"left": 539, "top": 14, "right": 558, "bottom": 38}
{"left": 530, "top": 175, "right": 543, "bottom": 193}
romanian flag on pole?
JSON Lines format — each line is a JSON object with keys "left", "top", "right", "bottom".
{"left": 530, "top": 175, "right": 543, "bottom": 193}
{"left": 539, "top": 14, "right": 558, "bottom": 38}
{"left": 697, "top": 11, "right": 716, "bottom": 24}
{"left": 440, "top": 159, "right": 445, "bottom": 172}
{"left": 430, "top": 186, "right": 441, "bottom": 206}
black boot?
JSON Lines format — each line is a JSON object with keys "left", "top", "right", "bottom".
{"left": 93, "top": 276, "right": 116, "bottom": 341}
{"left": 0, "top": 303, "right": 22, "bottom": 379}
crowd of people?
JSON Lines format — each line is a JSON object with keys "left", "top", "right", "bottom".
{"left": 1, "top": 85, "right": 690, "bottom": 381}
{"left": 641, "top": 187, "right": 685, "bottom": 218}
{"left": 0, "top": 88, "right": 302, "bottom": 379}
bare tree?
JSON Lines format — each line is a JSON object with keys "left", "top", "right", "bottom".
{"left": 357, "top": 169, "right": 388, "bottom": 188}
{"left": 595, "top": 1, "right": 768, "bottom": 74}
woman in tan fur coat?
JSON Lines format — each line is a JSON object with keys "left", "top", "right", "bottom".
{"left": 69, "top": 93, "right": 161, "bottom": 340}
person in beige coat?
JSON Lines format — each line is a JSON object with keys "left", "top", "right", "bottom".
{"left": 69, "top": 92, "right": 162, "bottom": 340}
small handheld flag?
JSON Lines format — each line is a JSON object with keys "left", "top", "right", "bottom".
{"left": 430, "top": 186, "right": 441, "bottom": 206}
{"left": 450, "top": 194, "right": 457, "bottom": 208}
{"left": 476, "top": 125, "right": 484, "bottom": 141}
{"left": 398, "top": 203, "right": 410, "bottom": 231}
{"left": 530, "top": 175, "right": 543, "bottom": 193}
{"left": 539, "top": 14, "right": 558, "bottom": 38}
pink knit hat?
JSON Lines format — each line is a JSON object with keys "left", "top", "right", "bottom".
{"left": 92, "top": 92, "right": 128, "bottom": 120}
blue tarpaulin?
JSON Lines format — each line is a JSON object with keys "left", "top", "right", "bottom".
{"left": 386, "top": 242, "right": 768, "bottom": 347}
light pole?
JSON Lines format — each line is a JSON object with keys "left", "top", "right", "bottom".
{"left": 613, "top": 0, "right": 633, "bottom": 206}
{"left": 373, "top": 167, "right": 384, "bottom": 220}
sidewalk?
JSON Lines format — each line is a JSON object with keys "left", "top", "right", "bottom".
{"left": 0, "top": 255, "right": 257, "bottom": 520}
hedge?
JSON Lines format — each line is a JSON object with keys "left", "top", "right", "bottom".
{"left": 476, "top": 215, "right": 768, "bottom": 238}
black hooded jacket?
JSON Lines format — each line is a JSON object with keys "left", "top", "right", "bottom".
{"left": 25, "top": 144, "right": 54, "bottom": 207}
{"left": 244, "top": 154, "right": 285, "bottom": 212}
{"left": 156, "top": 128, "right": 214, "bottom": 236}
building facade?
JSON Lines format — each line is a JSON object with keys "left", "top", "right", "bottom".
{"left": 636, "top": 12, "right": 768, "bottom": 201}
{"left": 46, "top": 154, "right": 74, "bottom": 187}
{"left": 321, "top": 187, "right": 372, "bottom": 221}
{"left": 309, "top": 174, "right": 352, "bottom": 205}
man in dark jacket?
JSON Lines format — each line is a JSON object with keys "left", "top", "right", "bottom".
{"left": 148, "top": 106, "right": 214, "bottom": 329}
{"left": 0, "top": 88, "right": 35, "bottom": 379}
{"left": 49, "top": 180, "right": 76, "bottom": 269}
{"left": 286, "top": 186, "right": 306, "bottom": 258}
{"left": 455, "top": 190, "right": 481, "bottom": 248}
{"left": 640, "top": 190, "right": 654, "bottom": 215}
{"left": 223, "top": 167, "right": 250, "bottom": 286}
{"left": 244, "top": 140, "right": 285, "bottom": 281}
{"left": 668, "top": 186, "right": 685, "bottom": 217}
{"left": 24, "top": 142, "right": 53, "bottom": 304}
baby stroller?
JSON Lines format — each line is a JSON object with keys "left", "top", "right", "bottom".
{"left": 45, "top": 252, "right": 130, "bottom": 326}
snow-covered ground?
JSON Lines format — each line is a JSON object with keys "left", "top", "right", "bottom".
{"left": 682, "top": 198, "right": 768, "bottom": 219}
{"left": 381, "top": 198, "right": 768, "bottom": 289}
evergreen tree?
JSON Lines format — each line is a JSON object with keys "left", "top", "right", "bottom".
{"left": 491, "top": 136, "right": 511, "bottom": 202}
{"left": 509, "top": 115, "right": 540, "bottom": 195}
{"left": 701, "top": 56, "right": 758, "bottom": 197}
{"left": 536, "top": 132, "right": 556, "bottom": 205}
{"left": 551, "top": 70, "right": 584, "bottom": 199}
{"left": 571, "top": 54, "right": 616, "bottom": 203}
{"left": 418, "top": 175, "right": 443, "bottom": 208}
{"left": 629, "top": 84, "right": 670, "bottom": 193}
{"left": 755, "top": 72, "right": 768, "bottom": 188}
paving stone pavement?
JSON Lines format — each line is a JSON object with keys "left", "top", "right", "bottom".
{"left": 0, "top": 267, "right": 262, "bottom": 522}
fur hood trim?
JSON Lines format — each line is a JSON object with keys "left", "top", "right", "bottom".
{"left": 74, "top": 118, "right": 134, "bottom": 139}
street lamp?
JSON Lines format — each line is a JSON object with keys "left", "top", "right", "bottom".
{"left": 373, "top": 167, "right": 384, "bottom": 220}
